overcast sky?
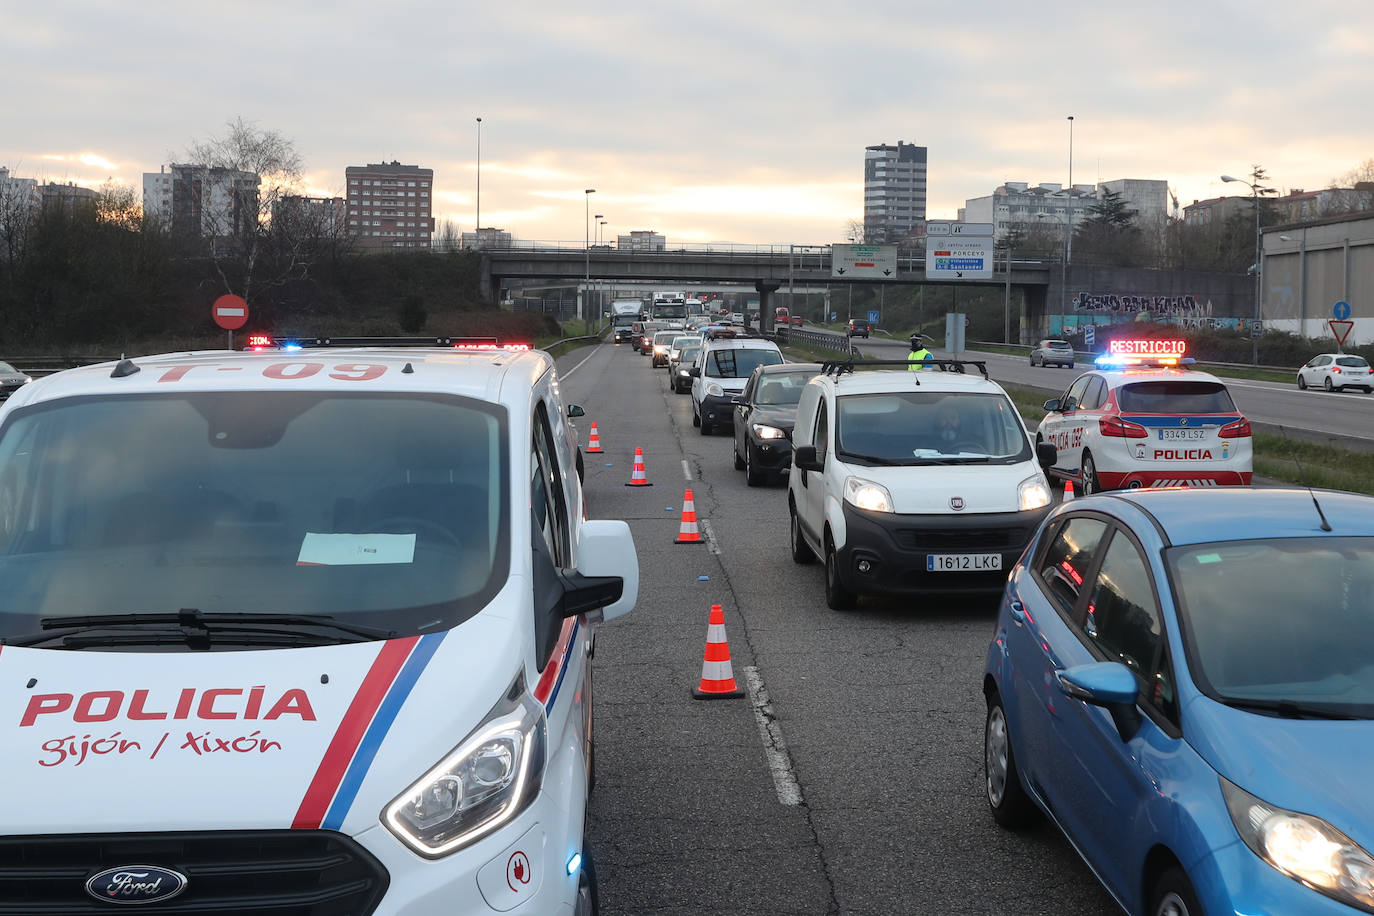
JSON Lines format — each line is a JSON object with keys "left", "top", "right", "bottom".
{"left": 5, "top": 0, "right": 1372, "bottom": 244}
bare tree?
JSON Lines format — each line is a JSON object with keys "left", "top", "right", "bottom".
{"left": 182, "top": 117, "right": 307, "bottom": 309}
{"left": 1332, "top": 158, "right": 1374, "bottom": 187}
{"left": 95, "top": 179, "right": 142, "bottom": 231}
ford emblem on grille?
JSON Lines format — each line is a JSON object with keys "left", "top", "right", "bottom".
{"left": 950, "top": 497, "right": 965, "bottom": 510}
{"left": 86, "top": 866, "right": 188, "bottom": 905}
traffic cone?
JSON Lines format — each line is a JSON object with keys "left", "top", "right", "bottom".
{"left": 1063, "top": 479, "right": 1076, "bottom": 501}
{"left": 586, "top": 422, "right": 603, "bottom": 453}
{"left": 675, "top": 488, "right": 705, "bottom": 545}
{"left": 693, "top": 605, "right": 745, "bottom": 699}
{"left": 625, "top": 447, "right": 652, "bottom": 487}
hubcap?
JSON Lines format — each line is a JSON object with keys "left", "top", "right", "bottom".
{"left": 1155, "top": 891, "right": 1190, "bottom": 916}
{"left": 1083, "top": 459, "right": 1095, "bottom": 494}
{"left": 986, "top": 706, "right": 1009, "bottom": 805}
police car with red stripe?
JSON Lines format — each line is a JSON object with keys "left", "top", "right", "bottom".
{"left": 0, "top": 336, "right": 637, "bottom": 914}
{"left": 1037, "top": 339, "right": 1253, "bottom": 493}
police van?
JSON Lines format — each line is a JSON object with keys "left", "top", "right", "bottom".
{"left": 1037, "top": 339, "right": 1253, "bottom": 493}
{"left": 787, "top": 359, "right": 1058, "bottom": 608}
{"left": 0, "top": 337, "right": 637, "bottom": 914}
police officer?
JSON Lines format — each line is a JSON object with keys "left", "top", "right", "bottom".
{"left": 908, "top": 334, "right": 934, "bottom": 371}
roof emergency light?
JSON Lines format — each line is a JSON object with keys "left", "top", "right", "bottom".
{"left": 1096, "top": 339, "right": 1193, "bottom": 368}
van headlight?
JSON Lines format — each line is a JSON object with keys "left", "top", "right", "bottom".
{"left": 752, "top": 424, "right": 785, "bottom": 440}
{"left": 843, "top": 476, "right": 893, "bottom": 513}
{"left": 384, "top": 674, "right": 546, "bottom": 858}
{"left": 1223, "top": 777, "right": 1374, "bottom": 910}
{"left": 707, "top": 383, "right": 724, "bottom": 397}
{"left": 1017, "top": 475, "right": 1051, "bottom": 511}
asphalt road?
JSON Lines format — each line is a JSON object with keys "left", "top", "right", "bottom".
{"left": 553, "top": 341, "right": 1118, "bottom": 916}
{"left": 841, "top": 334, "right": 1374, "bottom": 445}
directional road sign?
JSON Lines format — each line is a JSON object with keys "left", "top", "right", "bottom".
{"left": 832, "top": 244, "right": 898, "bottom": 280}
{"left": 1083, "top": 325, "right": 1095, "bottom": 348}
{"left": 1330, "top": 319, "right": 1354, "bottom": 346}
{"left": 924, "top": 221, "right": 993, "bottom": 280}
{"left": 1333, "top": 300, "right": 1352, "bottom": 320}
{"left": 867, "top": 310, "right": 880, "bottom": 324}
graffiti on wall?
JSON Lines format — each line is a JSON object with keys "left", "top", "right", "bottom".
{"left": 1072, "top": 292, "right": 1208, "bottom": 316}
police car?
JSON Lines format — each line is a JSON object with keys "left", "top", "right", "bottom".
{"left": 1037, "top": 340, "right": 1253, "bottom": 493}
{"left": 0, "top": 336, "right": 637, "bottom": 914}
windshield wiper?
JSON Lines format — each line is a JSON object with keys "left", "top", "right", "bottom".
{"left": 1, "top": 610, "right": 401, "bottom": 650}
{"left": 1219, "top": 697, "right": 1365, "bottom": 720}
{"left": 910, "top": 456, "right": 994, "bottom": 465}
{"left": 836, "top": 451, "right": 905, "bottom": 466}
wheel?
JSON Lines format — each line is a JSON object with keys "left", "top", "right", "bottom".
{"left": 824, "top": 537, "right": 856, "bottom": 610}
{"left": 1028, "top": 355, "right": 1036, "bottom": 366}
{"left": 573, "top": 843, "right": 600, "bottom": 916}
{"left": 1324, "top": 376, "right": 1334, "bottom": 392}
{"left": 576, "top": 448, "right": 585, "bottom": 482}
{"left": 745, "top": 445, "right": 764, "bottom": 486}
{"left": 789, "top": 503, "right": 814, "bottom": 565}
{"left": 1365, "top": 387, "right": 1373, "bottom": 394}
{"left": 1298, "top": 375, "right": 1307, "bottom": 389}
{"left": 692, "top": 406, "right": 701, "bottom": 427}
{"left": 985, "top": 695, "right": 1038, "bottom": 828}
{"left": 734, "top": 444, "right": 746, "bottom": 470}
{"left": 1080, "top": 451, "right": 1100, "bottom": 495}
{"left": 1149, "top": 866, "right": 1202, "bottom": 916}
{"left": 699, "top": 417, "right": 712, "bottom": 436}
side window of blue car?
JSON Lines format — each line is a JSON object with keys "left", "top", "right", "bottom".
{"left": 1036, "top": 516, "right": 1109, "bottom": 616}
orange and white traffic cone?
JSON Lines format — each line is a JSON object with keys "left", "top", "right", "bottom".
{"left": 1063, "top": 479, "right": 1076, "bottom": 501}
{"left": 675, "top": 488, "right": 704, "bottom": 544}
{"left": 585, "top": 422, "right": 603, "bottom": 454}
{"left": 625, "top": 447, "right": 652, "bottom": 487}
{"left": 692, "top": 605, "right": 745, "bottom": 699}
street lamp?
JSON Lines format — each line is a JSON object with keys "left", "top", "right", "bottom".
{"left": 1222, "top": 172, "right": 1267, "bottom": 364}
{"left": 475, "top": 117, "right": 481, "bottom": 249}
{"left": 599, "top": 219, "right": 607, "bottom": 246}
{"left": 1063, "top": 115, "right": 1074, "bottom": 313}
{"left": 584, "top": 189, "right": 595, "bottom": 322}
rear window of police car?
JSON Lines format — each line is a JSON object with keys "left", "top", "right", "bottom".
{"left": 1117, "top": 381, "right": 1236, "bottom": 414}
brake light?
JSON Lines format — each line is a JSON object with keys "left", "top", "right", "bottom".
{"left": 1332, "top": 367, "right": 1342, "bottom": 374}
{"left": 1219, "top": 417, "right": 1251, "bottom": 438}
{"left": 1099, "top": 415, "right": 1149, "bottom": 438}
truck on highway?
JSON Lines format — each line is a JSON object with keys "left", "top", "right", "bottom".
{"left": 611, "top": 299, "right": 646, "bottom": 343}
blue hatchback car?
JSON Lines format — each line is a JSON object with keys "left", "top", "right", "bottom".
{"left": 983, "top": 487, "right": 1374, "bottom": 915}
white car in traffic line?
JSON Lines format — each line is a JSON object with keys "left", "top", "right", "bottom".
{"left": 1296, "top": 353, "right": 1373, "bottom": 392}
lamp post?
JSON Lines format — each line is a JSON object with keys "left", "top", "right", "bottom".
{"left": 1222, "top": 172, "right": 1267, "bottom": 364}
{"left": 1063, "top": 115, "right": 1074, "bottom": 313}
{"left": 474, "top": 117, "right": 481, "bottom": 249}
{"left": 1001, "top": 239, "right": 1013, "bottom": 344}
{"left": 583, "top": 189, "right": 595, "bottom": 322}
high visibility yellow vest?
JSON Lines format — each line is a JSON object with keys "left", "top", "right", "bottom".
{"left": 908, "top": 348, "right": 933, "bottom": 370}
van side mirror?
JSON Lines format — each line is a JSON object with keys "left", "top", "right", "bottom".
{"left": 793, "top": 445, "right": 823, "bottom": 472}
{"left": 1036, "top": 441, "right": 1058, "bottom": 468}
{"left": 575, "top": 520, "right": 638, "bottom": 623}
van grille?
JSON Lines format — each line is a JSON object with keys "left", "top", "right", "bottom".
{"left": 0, "top": 831, "right": 388, "bottom": 914}
{"left": 894, "top": 527, "right": 1027, "bottom": 552}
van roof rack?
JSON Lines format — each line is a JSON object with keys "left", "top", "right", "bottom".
{"left": 819, "top": 358, "right": 988, "bottom": 379}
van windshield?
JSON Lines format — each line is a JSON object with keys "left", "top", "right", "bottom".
{"left": 0, "top": 392, "right": 509, "bottom": 649}
{"left": 836, "top": 392, "right": 1031, "bottom": 464}
{"left": 705, "top": 348, "right": 782, "bottom": 379}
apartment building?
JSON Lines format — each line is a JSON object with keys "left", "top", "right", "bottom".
{"left": 142, "top": 164, "right": 260, "bottom": 237}
{"left": 616, "top": 230, "right": 665, "bottom": 251}
{"left": 345, "top": 161, "right": 433, "bottom": 250}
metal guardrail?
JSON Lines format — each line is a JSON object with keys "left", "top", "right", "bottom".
{"left": 965, "top": 340, "right": 1297, "bottom": 374}
{"left": 776, "top": 326, "right": 856, "bottom": 355}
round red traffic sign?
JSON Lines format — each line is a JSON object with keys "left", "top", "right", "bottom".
{"left": 212, "top": 294, "right": 249, "bottom": 330}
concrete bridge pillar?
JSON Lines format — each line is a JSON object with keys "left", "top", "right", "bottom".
{"left": 755, "top": 281, "right": 781, "bottom": 334}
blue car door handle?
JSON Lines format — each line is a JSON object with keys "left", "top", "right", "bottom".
{"left": 1009, "top": 600, "right": 1026, "bottom": 626}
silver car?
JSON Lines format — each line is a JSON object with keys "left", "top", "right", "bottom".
{"left": 1029, "top": 339, "right": 1075, "bottom": 368}
{"left": 0, "top": 361, "right": 32, "bottom": 401}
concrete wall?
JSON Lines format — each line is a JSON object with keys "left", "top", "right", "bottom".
{"left": 1263, "top": 215, "right": 1374, "bottom": 345}
{"left": 1034, "top": 265, "right": 1253, "bottom": 337}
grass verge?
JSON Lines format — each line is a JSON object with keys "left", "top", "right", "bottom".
{"left": 1000, "top": 382, "right": 1374, "bottom": 496}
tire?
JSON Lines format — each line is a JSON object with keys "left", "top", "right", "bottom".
{"left": 734, "top": 444, "right": 746, "bottom": 470}
{"left": 1149, "top": 866, "right": 1202, "bottom": 916}
{"left": 985, "top": 695, "right": 1038, "bottom": 828}
{"left": 1324, "top": 377, "right": 1334, "bottom": 392}
{"left": 1365, "top": 387, "right": 1373, "bottom": 394}
{"left": 1297, "top": 375, "right": 1308, "bottom": 390}
{"left": 1028, "top": 355, "right": 1036, "bottom": 366}
{"left": 824, "top": 536, "right": 856, "bottom": 610}
{"left": 573, "top": 843, "right": 600, "bottom": 916}
{"left": 745, "top": 446, "right": 764, "bottom": 487}
{"left": 1081, "top": 451, "right": 1101, "bottom": 495}
{"left": 699, "top": 417, "right": 712, "bottom": 436}
{"left": 789, "top": 503, "right": 815, "bottom": 564}
{"left": 692, "top": 406, "right": 701, "bottom": 427}
{"left": 576, "top": 448, "right": 585, "bottom": 482}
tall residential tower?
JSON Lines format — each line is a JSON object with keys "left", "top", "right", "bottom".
{"left": 345, "top": 161, "right": 434, "bottom": 250}
{"left": 863, "top": 142, "right": 927, "bottom": 243}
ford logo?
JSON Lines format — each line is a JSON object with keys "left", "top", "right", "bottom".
{"left": 86, "top": 866, "right": 188, "bottom": 905}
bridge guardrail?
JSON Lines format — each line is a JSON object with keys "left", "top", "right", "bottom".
{"left": 777, "top": 326, "right": 856, "bottom": 355}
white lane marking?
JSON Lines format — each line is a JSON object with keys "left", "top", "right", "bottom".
{"left": 699, "top": 518, "right": 722, "bottom": 555}
{"left": 559, "top": 344, "right": 600, "bottom": 380}
{"left": 743, "top": 666, "right": 803, "bottom": 807}
{"left": 682, "top": 459, "right": 693, "bottom": 481}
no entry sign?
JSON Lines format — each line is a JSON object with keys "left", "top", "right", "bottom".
{"left": 212, "top": 295, "right": 249, "bottom": 330}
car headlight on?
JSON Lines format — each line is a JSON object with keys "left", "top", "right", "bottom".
{"left": 384, "top": 674, "right": 546, "bottom": 858}
{"left": 707, "top": 383, "right": 724, "bottom": 397}
{"left": 1222, "top": 776, "right": 1374, "bottom": 910}
{"left": 752, "top": 424, "right": 786, "bottom": 440}
{"left": 843, "top": 476, "right": 893, "bottom": 513}
{"left": 1017, "top": 475, "right": 1051, "bottom": 511}
{"left": 654, "top": 345, "right": 667, "bottom": 354}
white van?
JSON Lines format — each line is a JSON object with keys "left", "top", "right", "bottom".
{"left": 0, "top": 339, "right": 637, "bottom": 914}
{"left": 787, "top": 361, "right": 1057, "bottom": 608}
{"left": 688, "top": 336, "right": 783, "bottom": 435}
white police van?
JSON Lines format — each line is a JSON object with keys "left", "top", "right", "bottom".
{"left": 0, "top": 336, "right": 637, "bottom": 914}
{"left": 787, "top": 359, "right": 1057, "bottom": 608}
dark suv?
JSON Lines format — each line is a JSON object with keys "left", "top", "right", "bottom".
{"left": 846, "top": 318, "right": 871, "bottom": 338}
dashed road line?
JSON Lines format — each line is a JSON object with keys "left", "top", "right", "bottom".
{"left": 742, "top": 665, "right": 803, "bottom": 807}
{"left": 682, "top": 459, "right": 693, "bottom": 480}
